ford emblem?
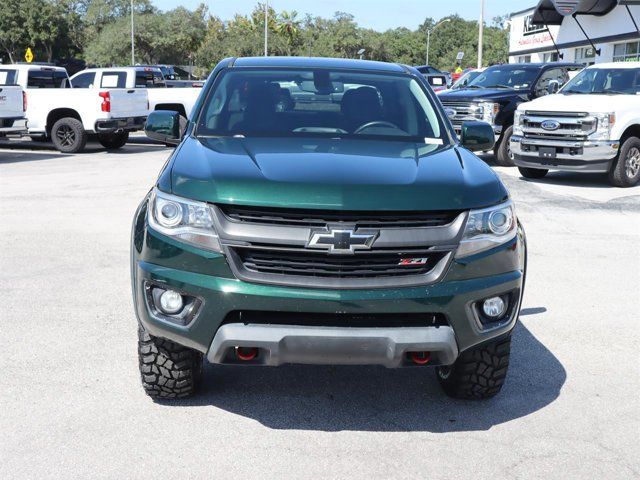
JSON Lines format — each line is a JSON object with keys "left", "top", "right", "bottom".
{"left": 541, "top": 119, "right": 561, "bottom": 131}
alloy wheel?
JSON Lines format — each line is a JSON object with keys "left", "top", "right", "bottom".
{"left": 56, "top": 125, "right": 76, "bottom": 148}
{"left": 625, "top": 146, "right": 640, "bottom": 179}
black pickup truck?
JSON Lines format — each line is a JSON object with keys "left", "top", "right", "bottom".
{"left": 438, "top": 63, "right": 582, "bottom": 166}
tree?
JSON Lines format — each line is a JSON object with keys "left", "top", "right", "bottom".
{"left": 0, "top": 1, "right": 27, "bottom": 63}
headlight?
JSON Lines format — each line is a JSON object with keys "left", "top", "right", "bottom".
{"left": 480, "top": 102, "right": 500, "bottom": 125}
{"left": 456, "top": 201, "right": 517, "bottom": 258}
{"left": 148, "top": 188, "right": 222, "bottom": 252}
{"left": 513, "top": 110, "right": 524, "bottom": 136}
{"left": 589, "top": 112, "right": 616, "bottom": 141}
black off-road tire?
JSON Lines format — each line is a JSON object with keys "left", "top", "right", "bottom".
{"left": 609, "top": 136, "right": 640, "bottom": 187}
{"left": 494, "top": 125, "right": 515, "bottom": 167}
{"left": 98, "top": 131, "right": 129, "bottom": 150}
{"left": 138, "top": 326, "right": 203, "bottom": 399}
{"left": 436, "top": 333, "right": 512, "bottom": 400}
{"left": 50, "top": 117, "right": 87, "bottom": 153}
{"left": 518, "top": 166, "right": 548, "bottom": 179}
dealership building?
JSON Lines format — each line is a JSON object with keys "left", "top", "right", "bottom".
{"left": 509, "top": 0, "right": 640, "bottom": 65}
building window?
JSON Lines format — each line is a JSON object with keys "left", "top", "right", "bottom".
{"left": 613, "top": 41, "right": 640, "bottom": 62}
{"left": 517, "top": 55, "right": 531, "bottom": 63}
{"left": 543, "top": 52, "right": 559, "bottom": 63}
{"left": 575, "top": 47, "right": 596, "bottom": 66}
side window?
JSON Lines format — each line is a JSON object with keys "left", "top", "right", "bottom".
{"left": 72, "top": 72, "right": 95, "bottom": 88}
{"left": 534, "top": 68, "right": 567, "bottom": 97}
{"left": 101, "top": 72, "right": 127, "bottom": 88}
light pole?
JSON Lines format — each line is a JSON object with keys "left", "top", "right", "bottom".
{"left": 478, "top": 0, "right": 484, "bottom": 68}
{"left": 357, "top": 48, "right": 366, "bottom": 60}
{"left": 130, "top": 0, "right": 135, "bottom": 65}
{"left": 426, "top": 19, "right": 450, "bottom": 66}
{"left": 264, "top": 1, "right": 268, "bottom": 57}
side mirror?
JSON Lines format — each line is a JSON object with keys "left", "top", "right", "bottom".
{"left": 547, "top": 80, "right": 560, "bottom": 95}
{"left": 145, "top": 110, "right": 187, "bottom": 145}
{"left": 460, "top": 121, "right": 495, "bottom": 151}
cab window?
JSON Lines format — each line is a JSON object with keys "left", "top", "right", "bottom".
{"left": 72, "top": 72, "right": 95, "bottom": 88}
{"left": 101, "top": 72, "right": 127, "bottom": 88}
{"left": 0, "top": 69, "right": 18, "bottom": 85}
{"left": 27, "top": 69, "right": 68, "bottom": 88}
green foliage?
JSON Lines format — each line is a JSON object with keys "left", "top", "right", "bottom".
{"left": 0, "top": 0, "right": 509, "bottom": 73}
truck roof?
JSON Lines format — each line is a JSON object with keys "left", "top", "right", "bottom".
{"left": 1, "top": 64, "right": 67, "bottom": 73}
{"left": 73, "top": 66, "right": 162, "bottom": 74}
{"left": 586, "top": 62, "right": 640, "bottom": 69}
{"left": 232, "top": 56, "right": 406, "bottom": 73}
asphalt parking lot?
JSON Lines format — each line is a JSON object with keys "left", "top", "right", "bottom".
{"left": 1, "top": 137, "right": 639, "bottom": 479}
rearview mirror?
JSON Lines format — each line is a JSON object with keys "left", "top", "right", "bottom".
{"left": 145, "top": 110, "right": 187, "bottom": 145}
{"left": 460, "top": 121, "right": 495, "bottom": 151}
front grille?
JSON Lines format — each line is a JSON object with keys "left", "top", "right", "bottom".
{"left": 219, "top": 204, "right": 460, "bottom": 228}
{"left": 234, "top": 247, "right": 447, "bottom": 279}
{"left": 522, "top": 110, "right": 596, "bottom": 140}
{"left": 440, "top": 101, "right": 482, "bottom": 127}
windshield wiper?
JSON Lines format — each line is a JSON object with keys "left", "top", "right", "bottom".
{"left": 484, "top": 84, "right": 513, "bottom": 89}
{"left": 597, "top": 90, "right": 629, "bottom": 95}
{"left": 466, "top": 85, "right": 485, "bottom": 89}
{"left": 562, "top": 90, "right": 589, "bottom": 94}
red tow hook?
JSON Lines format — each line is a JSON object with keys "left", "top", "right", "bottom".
{"left": 235, "top": 346, "right": 258, "bottom": 361}
{"left": 410, "top": 351, "right": 431, "bottom": 365}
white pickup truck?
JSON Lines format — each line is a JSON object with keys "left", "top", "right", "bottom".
{"left": 511, "top": 62, "right": 640, "bottom": 187}
{"left": 2, "top": 64, "right": 148, "bottom": 152}
{"left": 0, "top": 67, "right": 27, "bottom": 136}
{"left": 70, "top": 67, "right": 201, "bottom": 119}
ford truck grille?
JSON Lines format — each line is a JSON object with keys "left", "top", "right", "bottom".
{"left": 522, "top": 110, "right": 596, "bottom": 140}
{"left": 440, "top": 101, "right": 483, "bottom": 129}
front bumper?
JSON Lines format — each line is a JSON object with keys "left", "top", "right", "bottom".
{"left": 131, "top": 202, "right": 526, "bottom": 367}
{"left": 95, "top": 116, "right": 146, "bottom": 133}
{"left": 511, "top": 135, "right": 618, "bottom": 172}
{"left": 207, "top": 323, "right": 458, "bottom": 367}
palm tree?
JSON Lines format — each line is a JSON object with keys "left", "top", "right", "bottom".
{"left": 276, "top": 10, "right": 301, "bottom": 55}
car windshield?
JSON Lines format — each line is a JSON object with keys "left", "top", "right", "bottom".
{"left": 196, "top": 68, "right": 447, "bottom": 143}
{"left": 467, "top": 66, "right": 539, "bottom": 90}
{"left": 561, "top": 67, "right": 640, "bottom": 95}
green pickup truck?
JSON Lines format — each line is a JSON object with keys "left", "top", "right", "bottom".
{"left": 132, "top": 57, "right": 527, "bottom": 400}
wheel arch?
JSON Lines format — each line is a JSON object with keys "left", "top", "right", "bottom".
{"left": 46, "top": 108, "right": 82, "bottom": 136}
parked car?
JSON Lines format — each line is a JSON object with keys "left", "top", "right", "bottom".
{"left": 1, "top": 64, "right": 148, "bottom": 152}
{"left": 415, "top": 65, "right": 450, "bottom": 91}
{"left": 448, "top": 67, "right": 486, "bottom": 91}
{"left": 71, "top": 66, "right": 201, "bottom": 119}
{"left": 132, "top": 57, "right": 527, "bottom": 400}
{"left": 511, "top": 62, "right": 640, "bottom": 187}
{"left": 438, "top": 62, "right": 583, "bottom": 165}
{"left": 0, "top": 68, "right": 27, "bottom": 136}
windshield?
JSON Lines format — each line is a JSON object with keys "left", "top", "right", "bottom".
{"left": 196, "top": 68, "right": 446, "bottom": 143}
{"left": 452, "top": 70, "right": 481, "bottom": 90}
{"left": 561, "top": 67, "right": 640, "bottom": 95}
{"left": 467, "top": 66, "right": 539, "bottom": 90}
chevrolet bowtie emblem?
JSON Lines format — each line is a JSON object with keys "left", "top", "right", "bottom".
{"left": 307, "top": 229, "right": 377, "bottom": 254}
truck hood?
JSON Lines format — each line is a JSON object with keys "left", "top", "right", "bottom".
{"left": 518, "top": 93, "right": 631, "bottom": 113}
{"left": 168, "top": 136, "right": 507, "bottom": 211}
{"left": 438, "top": 88, "right": 529, "bottom": 103}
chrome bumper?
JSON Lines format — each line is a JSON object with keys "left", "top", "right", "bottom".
{"left": 206, "top": 323, "right": 458, "bottom": 367}
{"left": 511, "top": 135, "right": 618, "bottom": 172}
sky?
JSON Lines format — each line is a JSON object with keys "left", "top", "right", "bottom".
{"left": 152, "top": 0, "right": 536, "bottom": 31}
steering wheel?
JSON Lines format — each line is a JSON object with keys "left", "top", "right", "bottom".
{"left": 354, "top": 121, "right": 401, "bottom": 134}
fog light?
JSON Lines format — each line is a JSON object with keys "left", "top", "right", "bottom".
{"left": 159, "top": 289, "right": 184, "bottom": 314}
{"left": 482, "top": 296, "right": 506, "bottom": 318}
